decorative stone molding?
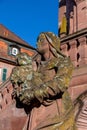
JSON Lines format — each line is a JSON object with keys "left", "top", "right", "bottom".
{"left": 69, "top": 40, "right": 78, "bottom": 66}
{"left": 78, "top": 36, "right": 87, "bottom": 65}
{"left": 60, "top": 43, "right": 68, "bottom": 56}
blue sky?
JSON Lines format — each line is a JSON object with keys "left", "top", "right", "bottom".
{"left": 0, "top": 0, "right": 58, "bottom": 48}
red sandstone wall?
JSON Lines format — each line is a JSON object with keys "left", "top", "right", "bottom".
{"left": 0, "top": 62, "right": 14, "bottom": 84}
{"left": 77, "top": 1, "right": 87, "bottom": 30}
{"left": 60, "top": 34, "right": 87, "bottom": 129}
{"left": 0, "top": 80, "right": 27, "bottom": 130}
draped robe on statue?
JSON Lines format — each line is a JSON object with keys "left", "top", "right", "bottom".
{"left": 11, "top": 32, "right": 76, "bottom": 130}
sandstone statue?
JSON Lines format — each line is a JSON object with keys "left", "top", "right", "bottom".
{"left": 10, "top": 32, "right": 76, "bottom": 130}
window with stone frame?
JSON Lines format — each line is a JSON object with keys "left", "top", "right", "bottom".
{"left": 8, "top": 45, "right": 20, "bottom": 56}
{"left": 2, "top": 68, "right": 7, "bottom": 82}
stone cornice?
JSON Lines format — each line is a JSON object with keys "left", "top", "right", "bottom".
{"left": 60, "top": 28, "right": 87, "bottom": 43}
{"left": 0, "top": 57, "right": 16, "bottom": 65}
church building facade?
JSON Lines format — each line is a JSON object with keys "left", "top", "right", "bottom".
{"left": 59, "top": 0, "right": 87, "bottom": 129}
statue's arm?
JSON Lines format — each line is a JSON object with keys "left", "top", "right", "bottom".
{"left": 34, "top": 57, "right": 74, "bottom": 102}
{"left": 19, "top": 56, "right": 74, "bottom": 105}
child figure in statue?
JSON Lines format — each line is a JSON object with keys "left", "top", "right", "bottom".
{"left": 11, "top": 52, "right": 43, "bottom": 104}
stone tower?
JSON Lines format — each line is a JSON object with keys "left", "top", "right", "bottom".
{"left": 59, "top": 0, "right": 87, "bottom": 129}
{"left": 59, "top": 0, "right": 87, "bottom": 36}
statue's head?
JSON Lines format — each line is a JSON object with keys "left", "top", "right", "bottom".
{"left": 16, "top": 53, "right": 32, "bottom": 66}
{"left": 37, "top": 32, "right": 60, "bottom": 56}
{"left": 36, "top": 33, "right": 50, "bottom": 54}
